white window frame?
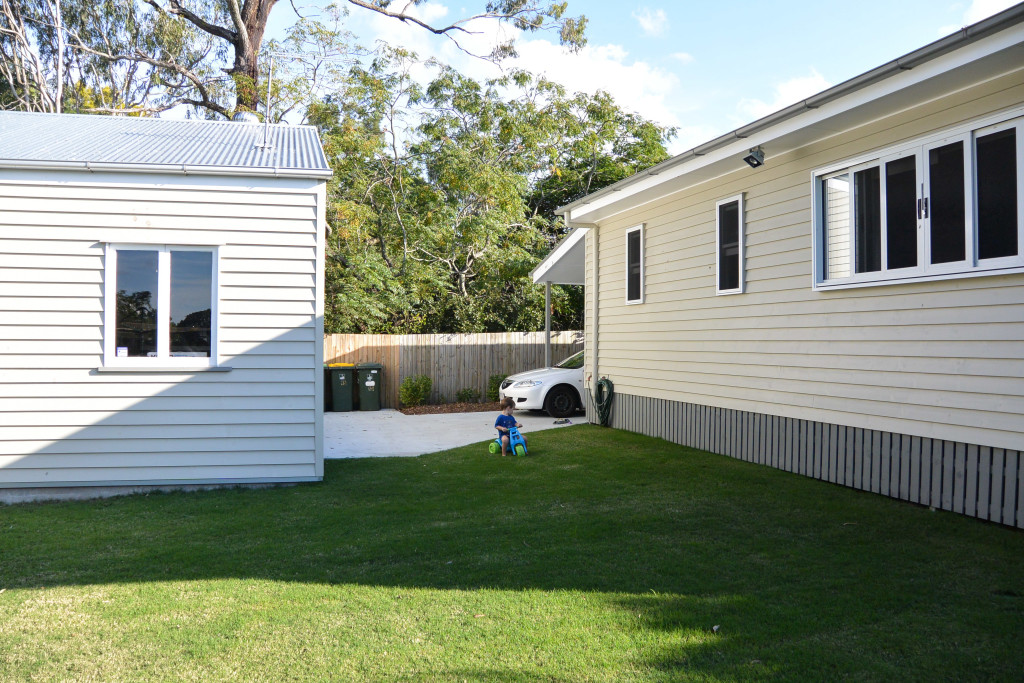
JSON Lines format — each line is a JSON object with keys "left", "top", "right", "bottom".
{"left": 812, "top": 108, "right": 1024, "bottom": 290}
{"left": 103, "top": 244, "right": 221, "bottom": 368}
{"left": 973, "top": 116, "right": 1024, "bottom": 271}
{"left": 715, "top": 194, "right": 745, "bottom": 295}
{"left": 624, "top": 224, "right": 645, "bottom": 305}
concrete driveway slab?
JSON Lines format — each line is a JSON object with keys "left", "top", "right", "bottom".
{"left": 324, "top": 409, "right": 579, "bottom": 458}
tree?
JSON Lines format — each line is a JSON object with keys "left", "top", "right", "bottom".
{"left": 0, "top": 0, "right": 65, "bottom": 112}
{"left": 1, "top": 0, "right": 227, "bottom": 115}
{"left": 313, "top": 52, "right": 673, "bottom": 334}
{"left": 3, "top": 0, "right": 587, "bottom": 117}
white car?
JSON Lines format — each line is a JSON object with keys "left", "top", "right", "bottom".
{"left": 498, "top": 350, "right": 585, "bottom": 418}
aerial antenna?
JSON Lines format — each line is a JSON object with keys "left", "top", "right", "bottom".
{"left": 258, "top": 52, "right": 275, "bottom": 150}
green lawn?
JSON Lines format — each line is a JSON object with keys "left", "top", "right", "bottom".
{"left": 1, "top": 424, "right": 1022, "bottom": 681}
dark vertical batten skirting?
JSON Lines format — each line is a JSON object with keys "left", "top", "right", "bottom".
{"left": 585, "top": 391, "right": 1023, "bottom": 529}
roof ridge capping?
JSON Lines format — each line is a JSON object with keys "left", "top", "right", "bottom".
{"left": 557, "top": 2, "right": 1024, "bottom": 218}
{"left": 0, "top": 108, "right": 320, "bottom": 131}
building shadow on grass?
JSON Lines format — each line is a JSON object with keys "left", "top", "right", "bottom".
{"left": 3, "top": 430, "right": 1024, "bottom": 678}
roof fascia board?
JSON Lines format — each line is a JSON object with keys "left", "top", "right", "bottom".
{"left": 530, "top": 225, "right": 590, "bottom": 283}
{"left": 562, "top": 18, "right": 1024, "bottom": 224}
{"left": 0, "top": 158, "right": 333, "bottom": 180}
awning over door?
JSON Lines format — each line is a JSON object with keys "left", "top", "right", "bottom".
{"left": 530, "top": 226, "right": 587, "bottom": 285}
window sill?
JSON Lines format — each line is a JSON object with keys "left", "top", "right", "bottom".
{"left": 813, "top": 263, "right": 1024, "bottom": 291}
{"left": 95, "top": 365, "right": 233, "bottom": 374}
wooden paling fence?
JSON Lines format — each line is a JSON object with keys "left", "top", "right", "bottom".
{"left": 324, "top": 331, "right": 584, "bottom": 409}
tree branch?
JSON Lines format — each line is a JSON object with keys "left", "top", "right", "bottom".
{"left": 166, "top": 0, "right": 237, "bottom": 43}
{"left": 223, "top": 0, "right": 251, "bottom": 57}
{"left": 344, "top": 0, "right": 476, "bottom": 36}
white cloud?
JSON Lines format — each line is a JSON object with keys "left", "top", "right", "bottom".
{"left": 670, "top": 52, "right": 695, "bottom": 65}
{"left": 963, "top": 0, "right": 1018, "bottom": 23}
{"left": 939, "top": 0, "right": 1018, "bottom": 34}
{"left": 350, "top": 5, "right": 687, "bottom": 129}
{"left": 736, "top": 70, "right": 831, "bottom": 121}
{"left": 669, "top": 124, "right": 724, "bottom": 153}
{"left": 631, "top": 8, "right": 668, "bottom": 37}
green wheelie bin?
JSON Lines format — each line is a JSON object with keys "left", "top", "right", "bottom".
{"left": 356, "top": 362, "right": 384, "bottom": 411}
{"left": 327, "top": 363, "right": 355, "bottom": 412}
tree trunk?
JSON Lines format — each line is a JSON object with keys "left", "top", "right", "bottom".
{"left": 230, "top": 0, "right": 277, "bottom": 112}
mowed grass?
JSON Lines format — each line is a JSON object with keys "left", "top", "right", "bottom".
{"left": 1, "top": 425, "right": 1023, "bottom": 682}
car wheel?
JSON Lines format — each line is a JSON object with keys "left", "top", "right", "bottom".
{"left": 545, "top": 385, "right": 578, "bottom": 418}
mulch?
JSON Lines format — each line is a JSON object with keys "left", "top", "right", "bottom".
{"left": 398, "top": 401, "right": 503, "bottom": 416}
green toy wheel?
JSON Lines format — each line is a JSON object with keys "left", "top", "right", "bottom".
{"left": 514, "top": 444, "right": 526, "bottom": 457}
{"left": 488, "top": 441, "right": 500, "bottom": 454}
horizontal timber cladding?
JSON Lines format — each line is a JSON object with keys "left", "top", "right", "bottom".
{"left": 0, "top": 169, "right": 325, "bottom": 488}
{"left": 601, "top": 392, "right": 1024, "bottom": 530}
{"left": 589, "top": 73, "right": 1024, "bottom": 455}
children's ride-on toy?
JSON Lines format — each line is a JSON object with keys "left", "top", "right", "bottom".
{"left": 488, "top": 426, "right": 528, "bottom": 456}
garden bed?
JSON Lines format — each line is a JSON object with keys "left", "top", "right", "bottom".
{"left": 398, "top": 401, "right": 502, "bottom": 415}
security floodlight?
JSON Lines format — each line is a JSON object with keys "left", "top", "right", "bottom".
{"left": 743, "top": 146, "right": 765, "bottom": 168}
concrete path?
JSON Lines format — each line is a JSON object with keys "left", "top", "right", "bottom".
{"left": 324, "top": 409, "right": 580, "bottom": 459}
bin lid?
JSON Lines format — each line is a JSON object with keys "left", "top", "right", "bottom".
{"left": 356, "top": 362, "right": 384, "bottom": 369}
{"left": 327, "top": 362, "right": 355, "bottom": 368}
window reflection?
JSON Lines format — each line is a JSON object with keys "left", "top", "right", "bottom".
{"left": 718, "top": 200, "right": 741, "bottom": 290}
{"left": 170, "top": 251, "right": 212, "bottom": 357}
{"left": 854, "top": 167, "right": 881, "bottom": 273}
{"left": 977, "top": 128, "right": 1018, "bottom": 260}
{"left": 824, "top": 174, "right": 851, "bottom": 280}
{"left": 929, "top": 141, "right": 966, "bottom": 264}
{"left": 885, "top": 156, "right": 918, "bottom": 270}
{"left": 115, "top": 250, "right": 158, "bottom": 357}
{"left": 627, "top": 230, "right": 642, "bottom": 301}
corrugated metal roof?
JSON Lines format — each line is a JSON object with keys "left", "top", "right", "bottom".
{"left": 0, "top": 111, "right": 331, "bottom": 178}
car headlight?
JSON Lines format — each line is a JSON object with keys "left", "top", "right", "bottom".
{"left": 512, "top": 379, "right": 543, "bottom": 388}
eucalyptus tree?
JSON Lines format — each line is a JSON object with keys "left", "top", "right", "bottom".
{"left": 2, "top": 0, "right": 586, "bottom": 117}
{"left": 0, "top": 0, "right": 65, "bottom": 111}
{"left": 0, "top": 0, "right": 224, "bottom": 114}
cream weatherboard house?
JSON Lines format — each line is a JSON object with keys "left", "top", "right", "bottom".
{"left": 545, "top": 6, "right": 1024, "bottom": 528}
{"left": 0, "top": 112, "right": 330, "bottom": 497}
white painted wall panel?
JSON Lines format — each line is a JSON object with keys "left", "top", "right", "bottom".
{"left": 0, "top": 168, "right": 325, "bottom": 488}
{"left": 590, "top": 71, "right": 1024, "bottom": 451}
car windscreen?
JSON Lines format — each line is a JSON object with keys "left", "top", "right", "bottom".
{"left": 555, "top": 350, "right": 584, "bottom": 369}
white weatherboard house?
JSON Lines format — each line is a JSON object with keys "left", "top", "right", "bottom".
{"left": 538, "top": 6, "right": 1024, "bottom": 528}
{"left": 0, "top": 112, "right": 331, "bottom": 497}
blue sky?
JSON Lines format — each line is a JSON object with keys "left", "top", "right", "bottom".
{"left": 270, "top": 0, "right": 1020, "bottom": 153}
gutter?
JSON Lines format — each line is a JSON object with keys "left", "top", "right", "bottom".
{"left": 556, "top": 3, "right": 1024, "bottom": 218}
{"left": 0, "top": 158, "right": 334, "bottom": 180}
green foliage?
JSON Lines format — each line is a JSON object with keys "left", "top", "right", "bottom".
{"left": 487, "top": 374, "right": 508, "bottom": 402}
{"left": 398, "top": 374, "right": 432, "bottom": 406}
{"left": 455, "top": 387, "right": 481, "bottom": 403}
{"left": 315, "top": 52, "right": 674, "bottom": 334}
{"left": 6, "top": 1, "right": 665, "bottom": 334}
{"left": 0, "top": 0, "right": 229, "bottom": 115}
{"left": 3, "top": 0, "right": 585, "bottom": 118}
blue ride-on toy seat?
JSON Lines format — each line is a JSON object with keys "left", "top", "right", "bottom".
{"left": 488, "top": 425, "right": 527, "bottom": 456}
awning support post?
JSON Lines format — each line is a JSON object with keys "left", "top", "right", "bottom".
{"left": 544, "top": 282, "right": 552, "bottom": 367}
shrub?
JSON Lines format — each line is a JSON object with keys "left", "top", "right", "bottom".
{"left": 487, "top": 374, "right": 508, "bottom": 402}
{"left": 456, "top": 387, "right": 481, "bottom": 403}
{"left": 399, "top": 375, "right": 432, "bottom": 407}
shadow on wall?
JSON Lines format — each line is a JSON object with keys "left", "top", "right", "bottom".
{"left": 0, "top": 322, "right": 322, "bottom": 494}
